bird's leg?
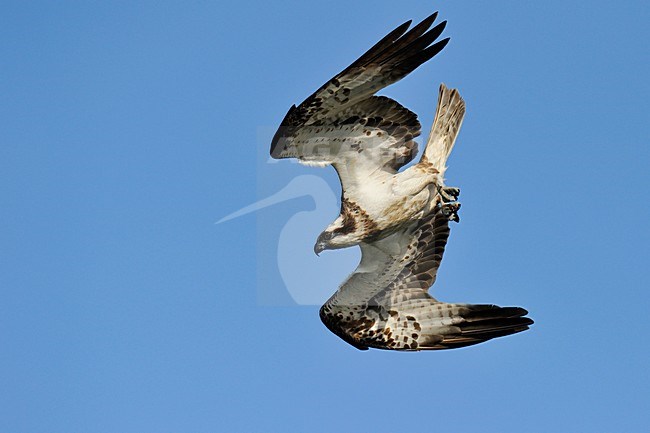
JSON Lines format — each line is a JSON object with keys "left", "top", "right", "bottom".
{"left": 393, "top": 163, "right": 441, "bottom": 197}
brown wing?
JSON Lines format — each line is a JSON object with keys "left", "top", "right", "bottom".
{"left": 270, "top": 13, "right": 449, "bottom": 174}
{"left": 320, "top": 203, "right": 533, "bottom": 351}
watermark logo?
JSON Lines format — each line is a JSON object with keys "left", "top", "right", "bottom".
{"left": 217, "top": 173, "right": 359, "bottom": 306}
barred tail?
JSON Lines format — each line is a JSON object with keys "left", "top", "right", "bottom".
{"left": 422, "top": 83, "right": 466, "bottom": 175}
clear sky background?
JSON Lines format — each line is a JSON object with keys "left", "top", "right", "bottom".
{"left": 2, "top": 1, "right": 649, "bottom": 432}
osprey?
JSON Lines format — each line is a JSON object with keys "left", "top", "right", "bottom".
{"left": 271, "top": 13, "right": 533, "bottom": 350}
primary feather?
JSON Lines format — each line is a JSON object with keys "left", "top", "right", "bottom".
{"left": 270, "top": 13, "right": 450, "bottom": 184}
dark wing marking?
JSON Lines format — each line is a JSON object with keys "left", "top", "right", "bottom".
{"left": 271, "top": 13, "right": 449, "bottom": 174}
{"left": 283, "top": 96, "right": 421, "bottom": 174}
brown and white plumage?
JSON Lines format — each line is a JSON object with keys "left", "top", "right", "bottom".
{"left": 271, "top": 13, "right": 533, "bottom": 350}
{"left": 422, "top": 84, "right": 466, "bottom": 175}
{"left": 320, "top": 202, "right": 533, "bottom": 351}
{"left": 310, "top": 83, "right": 465, "bottom": 254}
{"left": 270, "top": 12, "right": 449, "bottom": 173}
{"left": 271, "top": 13, "right": 458, "bottom": 251}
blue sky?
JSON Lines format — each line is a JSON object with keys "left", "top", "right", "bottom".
{"left": 2, "top": 1, "right": 649, "bottom": 432}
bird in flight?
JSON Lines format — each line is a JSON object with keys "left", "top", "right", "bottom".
{"left": 271, "top": 12, "right": 533, "bottom": 350}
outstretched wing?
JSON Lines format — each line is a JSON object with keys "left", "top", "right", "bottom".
{"left": 320, "top": 203, "right": 533, "bottom": 351}
{"left": 271, "top": 13, "right": 450, "bottom": 186}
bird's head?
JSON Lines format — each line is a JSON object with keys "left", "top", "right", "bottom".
{"left": 313, "top": 230, "right": 333, "bottom": 256}
{"left": 314, "top": 217, "right": 357, "bottom": 255}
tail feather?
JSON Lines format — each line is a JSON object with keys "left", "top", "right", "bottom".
{"left": 422, "top": 83, "right": 466, "bottom": 175}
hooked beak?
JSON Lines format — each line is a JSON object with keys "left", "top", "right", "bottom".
{"left": 313, "top": 241, "right": 325, "bottom": 256}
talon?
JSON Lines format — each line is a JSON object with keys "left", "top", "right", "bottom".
{"left": 441, "top": 202, "right": 461, "bottom": 222}
{"left": 438, "top": 186, "right": 460, "bottom": 203}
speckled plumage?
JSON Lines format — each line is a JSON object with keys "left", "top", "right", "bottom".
{"left": 270, "top": 13, "right": 533, "bottom": 351}
{"left": 320, "top": 202, "right": 533, "bottom": 351}
{"left": 270, "top": 13, "right": 457, "bottom": 248}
